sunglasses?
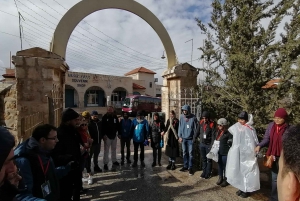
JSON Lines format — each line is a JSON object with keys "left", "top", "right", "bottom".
{"left": 80, "top": 124, "right": 88, "bottom": 127}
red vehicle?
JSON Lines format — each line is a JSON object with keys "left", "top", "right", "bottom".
{"left": 122, "top": 95, "right": 161, "bottom": 116}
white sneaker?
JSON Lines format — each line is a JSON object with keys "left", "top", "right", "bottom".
{"left": 88, "top": 176, "right": 93, "bottom": 185}
{"left": 82, "top": 177, "right": 88, "bottom": 182}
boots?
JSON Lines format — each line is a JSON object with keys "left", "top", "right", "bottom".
{"left": 216, "top": 176, "right": 223, "bottom": 185}
{"left": 220, "top": 177, "right": 229, "bottom": 187}
{"left": 166, "top": 161, "right": 172, "bottom": 170}
{"left": 171, "top": 162, "right": 176, "bottom": 170}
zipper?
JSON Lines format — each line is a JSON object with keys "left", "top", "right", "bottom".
{"left": 95, "top": 122, "right": 99, "bottom": 144}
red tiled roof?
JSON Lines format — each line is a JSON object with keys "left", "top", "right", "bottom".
{"left": 2, "top": 73, "right": 15, "bottom": 78}
{"left": 125, "top": 67, "right": 156, "bottom": 76}
{"left": 262, "top": 79, "right": 281, "bottom": 89}
{"left": 133, "top": 83, "right": 146, "bottom": 89}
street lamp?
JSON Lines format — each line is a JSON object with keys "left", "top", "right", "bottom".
{"left": 161, "top": 51, "right": 165, "bottom": 59}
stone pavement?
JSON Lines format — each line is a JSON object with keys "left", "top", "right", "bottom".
{"left": 80, "top": 139, "right": 270, "bottom": 201}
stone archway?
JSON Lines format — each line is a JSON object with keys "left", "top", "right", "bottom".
{"left": 50, "top": 0, "right": 176, "bottom": 69}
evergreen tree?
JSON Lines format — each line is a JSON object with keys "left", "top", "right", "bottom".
{"left": 196, "top": 0, "right": 298, "bottom": 133}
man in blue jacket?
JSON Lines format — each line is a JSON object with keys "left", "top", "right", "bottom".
{"left": 118, "top": 112, "right": 132, "bottom": 165}
{"left": 178, "top": 105, "right": 198, "bottom": 175}
{"left": 15, "top": 124, "right": 73, "bottom": 201}
{"left": 131, "top": 110, "right": 149, "bottom": 168}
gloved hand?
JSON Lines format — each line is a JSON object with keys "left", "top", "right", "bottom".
{"left": 143, "top": 139, "right": 149, "bottom": 146}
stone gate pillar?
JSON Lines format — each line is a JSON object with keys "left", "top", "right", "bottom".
{"left": 12, "top": 47, "right": 69, "bottom": 140}
{"left": 161, "top": 63, "right": 199, "bottom": 121}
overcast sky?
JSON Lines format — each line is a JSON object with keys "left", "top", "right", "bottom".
{"left": 0, "top": 0, "right": 213, "bottom": 84}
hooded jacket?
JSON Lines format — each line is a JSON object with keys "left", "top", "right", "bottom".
{"left": 131, "top": 118, "right": 149, "bottom": 143}
{"left": 178, "top": 105, "right": 198, "bottom": 140}
{"left": 14, "top": 137, "right": 70, "bottom": 201}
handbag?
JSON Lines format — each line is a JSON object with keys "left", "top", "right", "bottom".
{"left": 263, "top": 155, "right": 274, "bottom": 168}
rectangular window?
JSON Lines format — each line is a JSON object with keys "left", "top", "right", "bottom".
{"left": 149, "top": 82, "right": 152, "bottom": 88}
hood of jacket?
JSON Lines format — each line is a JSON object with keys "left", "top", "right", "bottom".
{"left": 182, "top": 105, "right": 191, "bottom": 114}
{"left": 14, "top": 137, "right": 49, "bottom": 157}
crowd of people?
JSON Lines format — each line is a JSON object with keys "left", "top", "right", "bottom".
{"left": 0, "top": 105, "right": 300, "bottom": 201}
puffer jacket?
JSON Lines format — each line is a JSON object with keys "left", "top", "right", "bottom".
{"left": 14, "top": 137, "right": 70, "bottom": 201}
{"left": 149, "top": 120, "right": 165, "bottom": 148}
{"left": 131, "top": 118, "right": 149, "bottom": 143}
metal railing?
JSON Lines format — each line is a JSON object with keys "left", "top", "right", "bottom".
{"left": 20, "top": 112, "right": 44, "bottom": 140}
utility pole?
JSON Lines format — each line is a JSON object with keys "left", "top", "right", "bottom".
{"left": 185, "top": 39, "right": 193, "bottom": 65}
{"left": 18, "top": 12, "right": 25, "bottom": 50}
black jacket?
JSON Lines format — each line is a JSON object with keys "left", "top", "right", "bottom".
{"left": 88, "top": 119, "right": 102, "bottom": 144}
{"left": 149, "top": 120, "right": 165, "bottom": 148}
{"left": 195, "top": 119, "right": 215, "bottom": 145}
{"left": 211, "top": 129, "right": 233, "bottom": 155}
{"left": 101, "top": 113, "right": 120, "bottom": 140}
{"left": 52, "top": 124, "right": 83, "bottom": 166}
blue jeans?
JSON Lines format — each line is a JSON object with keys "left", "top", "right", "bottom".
{"left": 182, "top": 139, "right": 193, "bottom": 169}
{"left": 270, "top": 159, "right": 279, "bottom": 201}
{"left": 200, "top": 143, "right": 212, "bottom": 177}
{"left": 217, "top": 154, "right": 227, "bottom": 177}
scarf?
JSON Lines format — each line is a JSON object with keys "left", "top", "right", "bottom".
{"left": 266, "top": 123, "right": 287, "bottom": 157}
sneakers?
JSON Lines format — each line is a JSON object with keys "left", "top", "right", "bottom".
{"left": 132, "top": 161, "right": 138, "bottom": 167}
{"left": 188, "top": 168, "right": 194, "bottom": 176}
{"left": 200, "top": 172, "right": 205, "bottom": 179}
{"left": 141, "top": 161, "right": 145, "bottom": 168}
{"left": 171, "top": 163, "right": 176, "bottom": 170}
{"left": 179, "top": 167, "right": 188, "bottom": 172}
{"left": 152, "top": 162, "right": 156, "bottom": 167}
{"left": 113, "top": 161, "right": 120, "bottom": 166}
{"left": 104, "top": 164, "right": 108, "bottom": 170}
{"left": 87, "top": 176, "right": 93, "bottom": 185}
{"left": 94, "top": 165, "right": 102, "bottom": 172}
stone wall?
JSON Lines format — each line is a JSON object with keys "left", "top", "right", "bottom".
{"left": 12, "top": 47, "right": 68, "bottom": 141}
{"left": 161, "top": 63, "right": 198, "bottom": 121}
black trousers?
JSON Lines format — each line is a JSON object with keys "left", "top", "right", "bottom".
{"left": 121, "top": 138, "right": 131, "bottom": 161}
{"left": 133, "top": 142, "right": 144, "bottom": 162}
{"left": 152, "top": 147, "right": 162, "bottom": 163}
{"left": 59, "top": 167, "right": 81, "bottom": 201}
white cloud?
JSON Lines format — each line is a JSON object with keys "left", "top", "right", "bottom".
{"left": 0, "top": 0, "right": 212, "bottom": 84}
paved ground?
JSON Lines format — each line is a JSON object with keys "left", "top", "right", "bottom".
{"left": 80, "top": 140, "right": 271, "bottom": 201}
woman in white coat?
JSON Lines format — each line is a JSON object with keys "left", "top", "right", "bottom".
{"left": 226, "top": 111, "right": 260, "bottom": 198}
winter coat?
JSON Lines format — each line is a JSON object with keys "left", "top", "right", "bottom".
{"left": 211, "top": 129, "right": 233, "bottom": 155}
{"left": 14, "top": 138, "right": 70, "bottom": 201}
{"left": 119, "top": 118, "right": 132, "bottom": 139}
{"left": 88, "top": 119, "right": 102, "bottom": 145}
{"left": 195, "top": 119, "right": 215, "bottom": 145}
{"left": 51, "top": 124, "right": 83, "bottom": 167}
{"left": 101, "top": 113, "right": 120, "bottom": 140}
{"left": 164, "top": 118, "right": 179, "bottom": 158}
{"left": 131, "top": 118, "right": 149, "bottom": 143}
{"left": 149, "top": 120, "right": 165, "bottom": 148}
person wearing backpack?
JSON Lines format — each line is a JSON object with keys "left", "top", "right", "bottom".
{"left": 118, "top": 112, "right": 133, "bottom": 165}
{"left": 194, "top": 111, "right": 215, "bottom": 179}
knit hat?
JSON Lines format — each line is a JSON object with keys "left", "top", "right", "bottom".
{"left": 202, "top": 111, "right": 210, "bottom": 118}
{"left": 81, "top": 111, "right": 90, "bottom": 119}
{"left": 62, "top": 108, "right": 79, "bottom": 122}
{"left": 274, "top": 108, "right": 288, "bottom": 119}
{"left": 0, "top": 127, "right": 15, "bottom": 169}
{"left": 238, "top": 111, "right": 248, "bottom": 121}
{"left": 217, "top": 118, "right": 228, "bottom": 126}
{"left": 91, "top": 110, "right": 98, "bottom": 116}
{"left": 136, "top": 110, "right": 144, "bottom": 117}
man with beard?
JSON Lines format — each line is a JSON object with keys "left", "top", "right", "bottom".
{"left": 52, "top": 108, "right": 83, "bottom": 201}
{"left": 102, "top": 106, "right": 120, "bottom": 170}
{"left": 178, "top": 105, "right": 198, "bottom": 176}
{"left": 0, "top": 127, "right": 22, "bottom": 201}
{"left": 88, "top": 110, "right": 103, "bottom": 173}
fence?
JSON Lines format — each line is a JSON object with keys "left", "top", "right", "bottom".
{"left": 169, "top": 87, "right": 203, "bottom": 170}
{"left": 20, "top": 112, "right": 44, "bottom": 141}
{"left": 47, "top": 88, "right": 63, "bottom": 128}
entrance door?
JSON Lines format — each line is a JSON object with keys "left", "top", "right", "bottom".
{"left": 65, "top": 89, "right": 74, "bottom": 108}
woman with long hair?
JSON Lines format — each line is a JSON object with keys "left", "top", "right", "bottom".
{"left": 164, "top": 110, "right": 179, "bottom": 170}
